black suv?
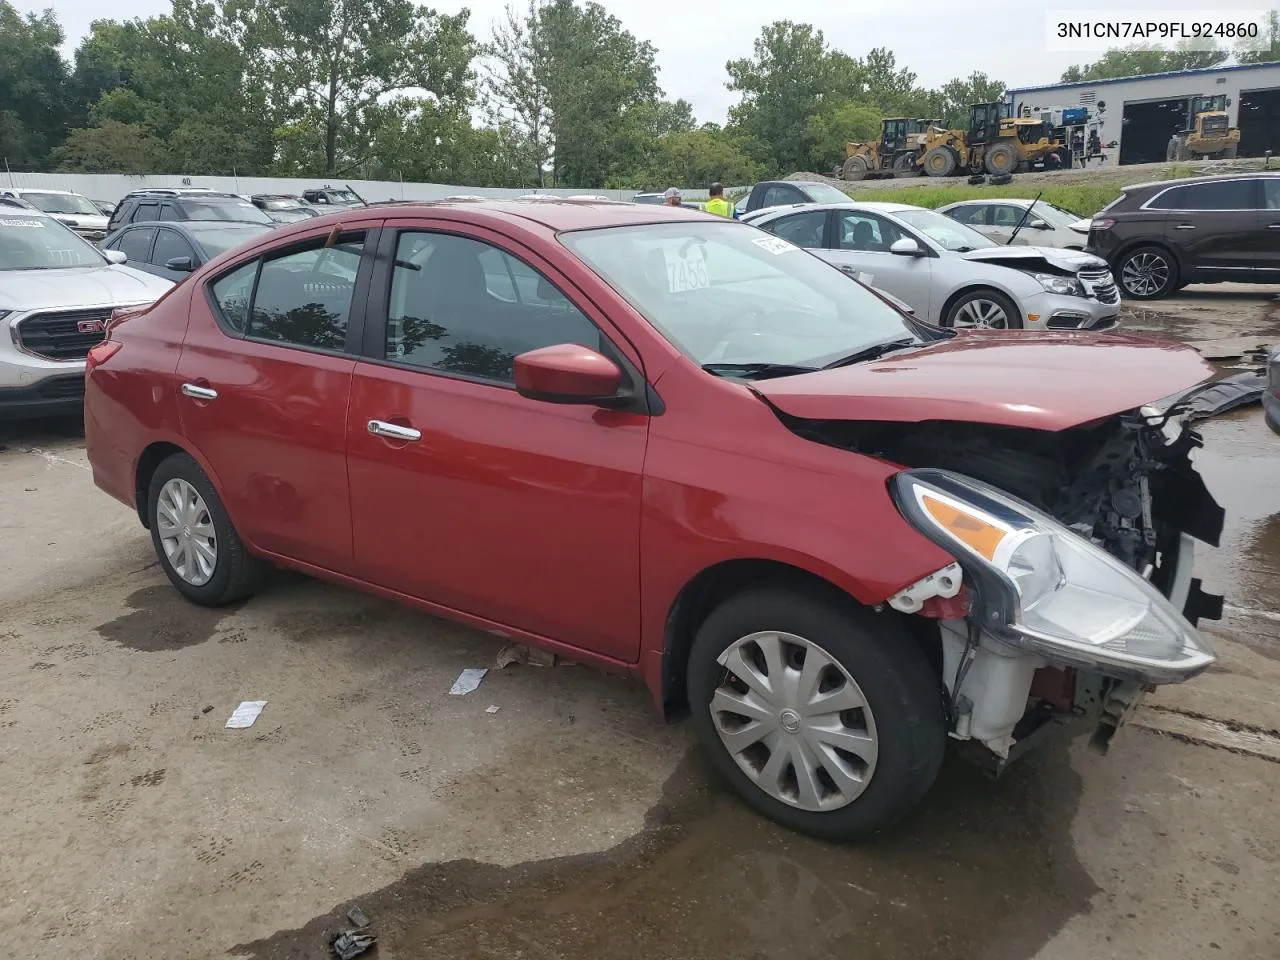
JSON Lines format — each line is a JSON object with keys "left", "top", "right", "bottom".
{"left": 106, "top": 189, "right": 274, "bottom": 234}
{"left": 1087, "top": 172, "right": 1280, "bottom": 300}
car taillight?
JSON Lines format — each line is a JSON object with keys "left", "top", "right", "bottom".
{"left": 107, "top": 304, "right": 148, "bottom": 332}
{"left": 85, "top": 340, "right": 122, "bottom": 377}
{"left": 1092, "top": 218, "right": 1115, "bottom": 231}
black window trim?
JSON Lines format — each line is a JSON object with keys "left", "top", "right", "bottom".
{"left": 358, "top": 224, "right": 658, "bottom": 415}
{"left": 201, "top": 225, "right": 380, "bottom": 359}
{"left": 117, "top": 224, "right": 159, "bottom": 263}
{"left": 1140, "top": 177, "right": 1265, "bottom": 212}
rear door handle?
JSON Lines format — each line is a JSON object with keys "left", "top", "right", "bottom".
{"left": 181, "top": 383, "right": 218, "bottom": 401}
{"left": 1173, "top": 223, "right": 1196, "bottom": 230}
{"left": 368, "top": 420, "right": 421, "bottom": 442}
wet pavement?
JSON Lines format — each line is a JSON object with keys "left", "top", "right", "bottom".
{"left": 1, "top": 285, "right": 1279, "bottom": 960}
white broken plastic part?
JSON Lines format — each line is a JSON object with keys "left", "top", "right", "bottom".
{"left": 225, "top": 700, "right": 267, "bottom": 729}
{"left": 887, "top": 563, "right": 963, "bottom": 614}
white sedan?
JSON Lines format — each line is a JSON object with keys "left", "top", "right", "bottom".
{"left": 743, "top": 201, "right": 1120, "bottom": 331}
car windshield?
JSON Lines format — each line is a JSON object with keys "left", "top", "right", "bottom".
{"left": 0, "top": 214, "right": 105, "bottom": 270}
{"left": 181, "top": 198, "right": 274, "bottom": 223}
{"left": 561, "top": 221, "right": 916, "bottom": 370}
{"left": 325, "top": 190, "right": 360, "bottom": 204}
{"left": 21, "top": 192, "right": 102, "bottom": 216}
{"left": 892, "top": 208, "right": 997, "bottom": 251}
{"left": 800, "top": 183, "right": 854, "bottom": 205}
{"left": 262, "top": 198, "right": 304, "bottom": 210}
{"left": 1025, "top": 202, "right": 1082, "bottom": 228}
{"left": 187, "top": 223, "right": 274, "bottom": 257}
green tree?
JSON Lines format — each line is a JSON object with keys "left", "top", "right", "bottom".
{"left": 483, "top": 0, "right": 553, "bottom": 187}
{"left": 857, "top": 47, "right": 917, "bottom": 114}
{"left": 0, "top": 2, "right": 69, "bottom": 170}
{"left": 366, "top": 103, "right": 533, "bottom": 188}
{"left": 1236, "top": 10, "right": 1279, "bottom": 64}
{"left": 53, "top": 119, "right": 171, "bottom": 173}
{"left": 805, "top": 101, "right": 882, "bottom": 172}
{"left": 933, "top": 71, "right": 1006, "bottom": 129}
{"left": 1060, "top": 42, "right": 1229, "bottom": 82}
{"left": 639, "top": 126, "right": 764, "bottom": 190}
{"left": 233, "top": 0, "right": 477, "bottom": 173}
{"left": 726, "top": 21, "right": 862, "bottom": 173}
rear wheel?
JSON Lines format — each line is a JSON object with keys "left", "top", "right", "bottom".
{"left": 893, "top": 152, "right": 917, "bottom": 175}
{"left": 1116, "top": 246, "right": 1179, "bottom": 300}
{"left": 147, "top": 452, "right": 265, "bottom": 606}
{"left": 984, "top": 142, "right": 1018, "bottom": 176}
{"left": 841, "top": 156, "right": 869, "bottom": 181}
{"left": 687, "top": 587, "right": 945, "bottom": 840}
{"left": 922, "top": 146, "right": 957, "bottom": 177}
{"left": 943, "top": 288, "right": 1022, "bottom": 330}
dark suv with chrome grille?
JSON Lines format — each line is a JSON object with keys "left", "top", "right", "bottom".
{"left": 0, "top": 210, "right": 172, "bottom": 419}
{"left": 1087, "top": 173, "right": 1280, "bottom": 300}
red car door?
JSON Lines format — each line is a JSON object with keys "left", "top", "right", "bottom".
{"left": 176, "top": 224, "right": 377, "bottom": 574}
{"left": 345, "top": 221, "right": 648, "bottom": 662}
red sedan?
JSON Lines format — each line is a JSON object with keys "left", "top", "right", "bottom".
{"left": 85, "top": 199, "right": 1224, "bottom": 839}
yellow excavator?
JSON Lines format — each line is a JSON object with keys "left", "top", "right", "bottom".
{"left": 1166, "top": 95, "right": 1240, "bottom": 161}
{"left": 837, "top": 118, "right": 942, "bottom": 180}
{"left": 918, "top": 102, "right": 1064, "bottom": 177}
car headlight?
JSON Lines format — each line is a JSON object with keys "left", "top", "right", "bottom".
{"left": 1033, "top": 273, "right": 1085, "bottom": 297}
{"left": 891, "top": 468, "right": 1214, "bottom": 684}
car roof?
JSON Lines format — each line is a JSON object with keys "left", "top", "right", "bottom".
{"left": 747, "top": 200, "right": 925, "bottom": 218}
{"left": 939, "top": 198, "right": 1060, "bottom": 208}
{"left": 1122, "top": 171, "right": 1280, "bottom": 192}
{"left": 9, "top": 187, "right": 79, "bottom": 196}
{"left": 346, "top": 198, "right": 709, "bottom": 231}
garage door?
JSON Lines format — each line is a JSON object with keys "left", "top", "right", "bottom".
{"left": 1239, "top": 88, "right": 1280, "bottom": 158}
{"left": 1120, "top": 99, "right": 1189, "bottom": 165}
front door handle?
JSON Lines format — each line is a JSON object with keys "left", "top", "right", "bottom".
{"left": 368, "top": 420, "right": 421, "bottom": 442}
{"left": 1173, "top": 223, "right": 1196, "bottom": 230}
{"left": 181, "top": 383, "right": 218, "bottom": 401}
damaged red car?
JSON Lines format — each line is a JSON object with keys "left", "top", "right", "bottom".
{"left": 85, "top": 200, "right": 1224, "bottom": 840}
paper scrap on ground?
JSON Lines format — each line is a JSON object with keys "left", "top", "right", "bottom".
{"left": 226, "top": 700, "right": 267, "bottom": 729}
{"left": 449, "top": 668, "right": 488, "bottom": 696}
{"left": 486, "top": 705, "right": 501, "bottom": 714}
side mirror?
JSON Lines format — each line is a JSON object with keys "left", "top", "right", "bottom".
{"left": 164, "top": 256, "right": 194, "bottom": 272}
{"left": 103, "top": 249, "right": 127, "bottom": 264}
{"left": 1032, "top": 219, "right": 1051, "bottom": 229}
{"left": 514, "top": 344, "right": 624, "bottom": 406}
{"left": 889, "top": 237, "right": 924, "bottom": 257}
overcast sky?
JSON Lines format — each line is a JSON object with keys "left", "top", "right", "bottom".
{"left": 21, "top": 0, "right": 1275, "bottom": 122}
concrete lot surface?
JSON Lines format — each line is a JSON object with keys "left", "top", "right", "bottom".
{"left": 1, "top": 286, "right": 1279, "bottom": 960}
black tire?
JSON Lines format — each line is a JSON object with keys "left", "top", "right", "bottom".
{"left": 943, "top": 288, "right": 1023, "bottom": 330}
{"left": 893, "top": 152, "right": 917, "bottom": 175}
{"left": 966, "top": 173, "right": 987, "bottom": 186}
{"left": 1115, "top": 245, "right": 1180, "bottom": 300}
{"left": 922, "top": 146, "right": 956, "bottom": 177}
{"left": 687, "top": 587, "right": 946, "bottom": 841}
{"left": 841, "top": 156, "right": 869, "bottom": 181}
{"left": 988, "top": 172, "right": 1014, "bottom": 186}
{"left": 147, "top": 452, "right": 265, "bottom": 606}
{"left": 984, "top": 142, "right": 1017, "bottom": 176}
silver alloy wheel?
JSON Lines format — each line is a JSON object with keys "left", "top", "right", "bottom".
{"left": 1121, "top": 252, "right": 1169, "bottom": 297}
{"left": 155, "top": 478, "right": 217, "bottom": 586}
{"left": 951, "top": 297, "right": 1009, "bottom": 329}
{"left": 711, "top": 631, "right": 879, "bottom": 812}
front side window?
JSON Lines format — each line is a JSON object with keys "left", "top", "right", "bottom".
{"left": 836, "top": 211, "right": 906, "bottom": 252}
{"left": 210, "top": 261, "right": 257, "bottom": 334}
{"left": 152, "top": 229, "right": 195, "bottom": 266}
{"left": 561, "top": 220, "right": 914, "bottom": 369}
{"left": 0, "top": 214, "right": 107, "bottom": 270}
{"left": 385, "top": 231, "right": 602, "bottom": 383}
{"left": 763, "top": 210, "right": 827, "bottom": 249}
{"left": 1265, "top": 178, "right": 1280, "bottom": 210}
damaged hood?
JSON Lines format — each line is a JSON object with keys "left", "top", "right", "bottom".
{"left": 752, "top": 331, "right": 1214, "bottom": 432}
{"left": 958, "top": 245, "right": 1107, "bottom": 274}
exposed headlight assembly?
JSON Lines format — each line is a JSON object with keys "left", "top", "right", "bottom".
{"left": 891, "top": 469, "right": 1214, "bottom": 684}
{"left": 1033, "top": 272, "right": 1085, "bottom": 297}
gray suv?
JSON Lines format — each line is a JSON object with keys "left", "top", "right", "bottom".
{"left": 0, "top": 210, "right": 172, "bottom": 419}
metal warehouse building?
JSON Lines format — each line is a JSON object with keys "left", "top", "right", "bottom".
{"left": 1006, "top": 62, "right": 1280, "bottom": 166}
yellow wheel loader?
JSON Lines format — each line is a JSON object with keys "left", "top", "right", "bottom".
{"left": 837, "top": 118, "right": 941, "bottom": 180}
{"left": 918, "top": 102, "right": 1064, "bottom": 178}
{"left": 1166, "top": 95, "right": 1240, "bottom": 162}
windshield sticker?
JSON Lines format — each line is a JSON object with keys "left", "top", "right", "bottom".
{"left": 666, "top": 244, "right": 710, "bottom": 293}
{"left": 751, "top": 236, "right": 795, "bottom": 255}
{"left": 0, "top": 217, "right": 47, "bottom": 228}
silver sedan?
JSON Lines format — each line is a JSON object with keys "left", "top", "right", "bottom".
{"left": 937, "top": 198, "right": 1093, "bottom": 249}
{"left": 743, "top": 201, "right": 1120, "bottom": 332}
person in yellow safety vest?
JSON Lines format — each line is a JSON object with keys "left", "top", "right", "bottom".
{"left": 702, "top": 182, "right": 734, "bottom": 218}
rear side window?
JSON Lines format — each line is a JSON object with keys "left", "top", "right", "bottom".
{"left": 762, "top": 210, "right": 827, "bottom": 249}
{"left": 1150, "top": 180, "right": 1256, "bottom": 210}
{"left": 210, "top": 261, "right": 257, "bottom": 334}
{"left": 117, "top": 227, "right": 155, "bottom": 262}
{"left": 1262, "top": 179, "right": 1280, "bottom": 210}
{"left": 760, "top": 185, "right": 803, "bottom": 209}
{"left": 131, "top": 202, "right": 160, "bottom": 223}
{"left": 248, "top": 238, "right": 365, "bottom": 350}
{"left": 949, "top": 205, "right": 989, "bottom": 225}
{"left": 159, "top": 204, "right": 181, "bottom": 221}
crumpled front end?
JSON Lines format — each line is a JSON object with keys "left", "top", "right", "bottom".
{"left": 790, "top": 401, "right": 1224, "bottom": 770}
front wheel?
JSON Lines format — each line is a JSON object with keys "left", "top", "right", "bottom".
{"left": 687, "top": 587, "right": 946, "bottom": 840}
{"left": 1116, "top": 246, "right": 1179, "bottom": 300}
{"left": 943, "top": 288, "right": 1022, "bottom": 329}
{"left": 148, "top": 452, "right": 265, "bottom": 606}
{"left": 841, "top": 156, "right": 869, "bottom": 181}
